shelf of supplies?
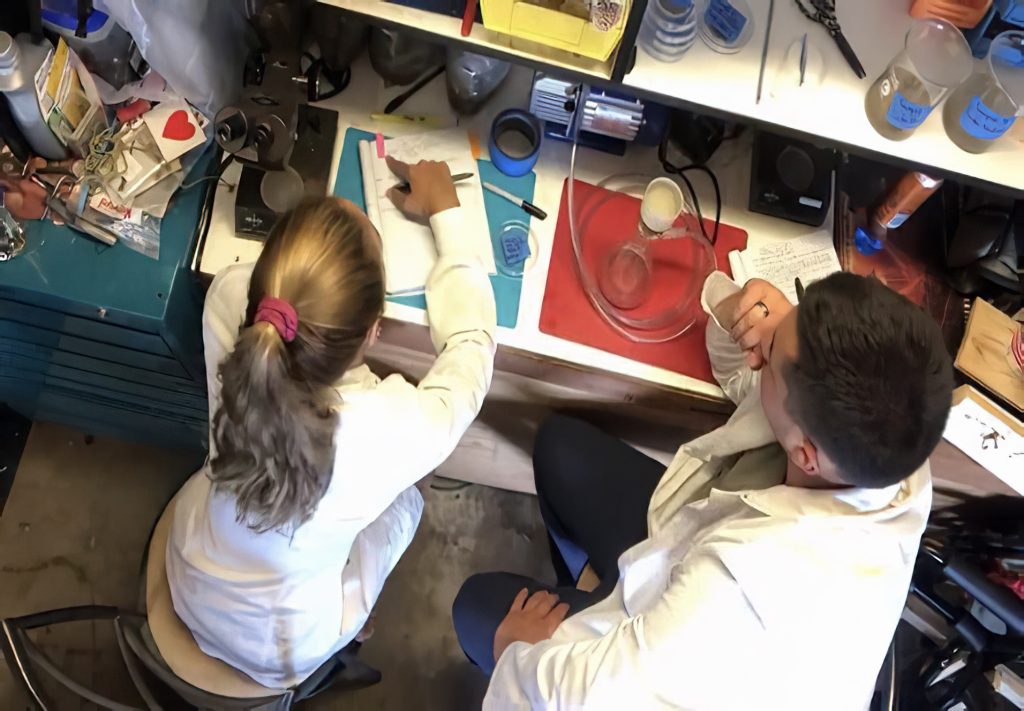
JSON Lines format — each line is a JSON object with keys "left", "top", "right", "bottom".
{"left": 622, "top": 0, "right": 1024, "bottom": 194}
{"left": 324, "top": 0, "right": 1024, "bottom": 192}
{"left": 321, "top": 0, "right": 618, "bottom": 80}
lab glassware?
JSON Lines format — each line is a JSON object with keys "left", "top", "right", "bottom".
{"left": 942, "top": 30, "right": 1024, "bottom": 153}
{"left": 865, "top": 18, "right": 973, "bottom": 140}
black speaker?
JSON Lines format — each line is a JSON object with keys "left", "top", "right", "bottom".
{"left": 748, "top": 131, "right": 835, "bottom": 227}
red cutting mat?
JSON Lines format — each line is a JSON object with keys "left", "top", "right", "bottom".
{"left": 540, "top": 179, "right": 748, "bottom": 383}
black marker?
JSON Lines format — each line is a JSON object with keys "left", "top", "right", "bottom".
{"left": 483, "top": 181, "right": 547, "bottom": 221}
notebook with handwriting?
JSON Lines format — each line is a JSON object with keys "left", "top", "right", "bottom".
{"left": 358, "top": 128, "right": 495, "bottom": 295}
{"left": 727, "top": 230, "right": 842, "bottom": 303}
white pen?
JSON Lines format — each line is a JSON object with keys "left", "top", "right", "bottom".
{"left": 482, "top": 181, "right": 547, "bottom": 220}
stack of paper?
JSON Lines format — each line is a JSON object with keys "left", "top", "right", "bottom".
{"left": 727, "top": 230, "right": 842, "bottom": 303}
{"left": 358, "top": 128, "right": 495, "bottom": 295}
{"left": 943, "top": 387, "right": 1024, "bottom": 494}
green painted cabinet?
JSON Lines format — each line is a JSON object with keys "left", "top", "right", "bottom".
{"left": 0, "top": 155, "right": 215, "bottom": 452}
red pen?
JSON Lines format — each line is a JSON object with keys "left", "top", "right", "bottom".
{"left": 461, "top": 0, "right": 478, "bottom": 36}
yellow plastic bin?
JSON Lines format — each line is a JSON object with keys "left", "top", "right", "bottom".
{"left": 480, "top": 0, "right": 629, "bottom": 61}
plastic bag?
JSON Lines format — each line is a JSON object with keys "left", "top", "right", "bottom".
{"left": 101, "top": 209, "right": 161, "bottom": 260}
{"left": 369, "top": 28, "right": 444, "bottom": 86}
{"left": 446, "top": 49, "right": 511, "bottom": 115}
{"left": 94, "top": 0, "right": 251, "bottom": 116}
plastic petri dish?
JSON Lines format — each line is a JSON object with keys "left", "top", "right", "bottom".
{"left": 698, "top": 0, "right": 755, "bottom": 54}
{"left": 496, "top": 220, "right": 536, "bottom": 278}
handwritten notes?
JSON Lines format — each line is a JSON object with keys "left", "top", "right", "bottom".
{"left": 943, "top": 398, "right": 1024, "bottom": 494}
{"left": 727, "top": 231, "right": 842, "bottom": 303}
{"left": 358, "top": 128, "right": 494, "bottom": 295}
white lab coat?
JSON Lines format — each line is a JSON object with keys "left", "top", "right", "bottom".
{"left": 485, "top": 272, "right": 932, "bottom": 711}
{"left": 166, "top": 208, "right": 496, "bottom": 689}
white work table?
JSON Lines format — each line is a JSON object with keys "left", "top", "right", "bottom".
{"left": 622, "top": 0, "right": 1024, "bottom": 193}
{"left": 195, "top": 54, "right": 830, "bottom": 408}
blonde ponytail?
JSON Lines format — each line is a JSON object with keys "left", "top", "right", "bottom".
{"left": 210, "top": 199, "right": 385, "bottom": 532}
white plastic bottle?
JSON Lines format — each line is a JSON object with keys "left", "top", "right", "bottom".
{"left": 0, "top": 32, "right": 67, "bottom": 159}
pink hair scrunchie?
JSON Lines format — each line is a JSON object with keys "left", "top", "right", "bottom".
{"left": 254, "top": 296, "right": 298, "bottom": 343}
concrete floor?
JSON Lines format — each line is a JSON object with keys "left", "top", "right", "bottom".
{"left": 0, "top": 422, "right": 554, "bottom": 710}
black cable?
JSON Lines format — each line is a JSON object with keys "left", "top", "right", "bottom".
{"left": 384, "top": 65, "right": 445, "bottom": 115}
{"left": 190, "top": 149, "right": 230, "bottom": 274}
{"left": 658, "top": 134, "right": 722, "bottom": 246}
{"left": 301, "top": 52, "right": 352, "bottom": 103}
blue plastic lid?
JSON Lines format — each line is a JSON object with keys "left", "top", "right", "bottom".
{"left": 854, "top": 227, "right": 884, "bottom": 255}
{"left": 41, "top": 0, "right": 109, "bottom": 34}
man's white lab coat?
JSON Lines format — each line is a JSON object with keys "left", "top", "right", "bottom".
{"left": 484, "top": 273, "right": 932, "bottom": 711}
{"left": 166, "top": 208, "right": 496, "bottom": 688}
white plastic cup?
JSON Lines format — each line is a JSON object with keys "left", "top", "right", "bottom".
{"left": 640, "top": 177, "right": 685, "bottom": 233}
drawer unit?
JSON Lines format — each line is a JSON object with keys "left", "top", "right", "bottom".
{"left": 0, "top": 151, "right": 217, "bottom": 451}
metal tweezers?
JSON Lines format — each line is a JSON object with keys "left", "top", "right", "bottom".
{"left": 793, "top": 0, "right": 866, "bottom": 79}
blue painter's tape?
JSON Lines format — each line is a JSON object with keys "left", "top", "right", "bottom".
{"left": 704, "top": 0, "right": 746, "bottom": 43}
{"left": 959, "top": 96, "right": 1016, "bottom": 139}
{"left": 501, "top": 232, "right": 530, "bottom": 265}
{"left": 886, "top": 91, "right": 932, "bottom": 130}
{"left": 489, "top": 109, "right": 542, "bottom": 177}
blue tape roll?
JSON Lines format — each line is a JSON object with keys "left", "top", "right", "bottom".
{"left": 489, "top": 109, "right": 542, "bottom": 177}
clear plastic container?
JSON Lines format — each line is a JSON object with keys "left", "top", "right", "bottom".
{"left": 40, "top": 2, "right": 136, "bottom": 89}
{"left": 865, "top": 18, "right": 973, "bottom": 140}
{"left": 942, "top": 30, "right": 1024, "bottom": 153}
{"left": 698, "top": 0, "right": 755, "bottom": 55}
{"left": 0, "top": 33, "right": 67, "bottom": 159}
{"left": 639, "top": 0, "right": 698, "bottom": 63}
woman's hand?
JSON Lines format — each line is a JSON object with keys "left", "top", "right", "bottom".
{"left": 384, "top": 156, "right": 460, "bottom": 223}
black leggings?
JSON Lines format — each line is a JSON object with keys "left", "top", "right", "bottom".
{"left": 451, "top": 415, "right": 665, "bottom": 673}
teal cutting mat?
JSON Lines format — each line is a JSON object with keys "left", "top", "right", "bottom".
{"left": 334, "top": 128, "right": 534, "bottom": 328}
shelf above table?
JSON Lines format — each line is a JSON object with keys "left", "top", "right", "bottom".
{"left": 326, "top": 0, "right": 1024, "bottom": 193}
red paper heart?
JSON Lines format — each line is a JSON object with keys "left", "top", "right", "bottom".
{"left": 162, "top": 109, "right": 196, "bottom": 141}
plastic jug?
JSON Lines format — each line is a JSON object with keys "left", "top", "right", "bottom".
{"left": 0, "top": 33, "right": 66, "bottom": 159}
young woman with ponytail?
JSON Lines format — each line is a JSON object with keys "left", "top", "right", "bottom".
{"left": 165, "top": 158, "right": 497, "bottom": 688}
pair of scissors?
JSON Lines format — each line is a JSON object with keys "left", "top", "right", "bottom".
{"left": 793, "top": 0, "right": 866, "bottom": 79}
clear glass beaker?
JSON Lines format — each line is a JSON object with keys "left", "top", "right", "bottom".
{"left": 865, "top": 18, "right": 973, "bottom": 140}
{"left": 943, "top": 31, "right": 1024, "bottom": 153}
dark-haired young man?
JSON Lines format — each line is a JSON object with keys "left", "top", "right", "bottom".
{"left": 452, "top": 271, "right": 954, "bottom": 710}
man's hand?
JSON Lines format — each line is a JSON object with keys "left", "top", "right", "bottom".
{"left": 719, "top": 279, "right": 793, "bottom": 370}
{"left": 384, "top": 156, "right": 460, "bottom": 223}
{"left": 493, "top": 589, "right": 570, "bottom": 664}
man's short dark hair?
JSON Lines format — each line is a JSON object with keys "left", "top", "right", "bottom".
{"left": 785, "top": 273, "right": 953, "bottom": 488}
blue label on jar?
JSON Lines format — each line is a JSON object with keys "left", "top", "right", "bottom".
{"left": 992, "top": 44, "right": 1024, "bottom": 68}
{"left": 705, "top": 0, "right": 746, "bottom": 44}
{"left": 886, "top": 91, "right": 932, "bottom": 130}
{"left": 960, "top": 96, "right": 1016, "bottom": 140}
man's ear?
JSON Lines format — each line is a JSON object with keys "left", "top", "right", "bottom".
{"left": 789, "top": 438, "right": 820, "bottom": 476}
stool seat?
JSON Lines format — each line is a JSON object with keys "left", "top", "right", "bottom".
{"left": 146, "top": 490, "right": 284, "bottom": 700}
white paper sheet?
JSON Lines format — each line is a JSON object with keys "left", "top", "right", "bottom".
{"left": 943, "top": 399, "right": 1024, "bottom": 494}
{"left": 358, "top": 128, "right": 495, "bottom": 295}
{"left": 727, "top": 230, "right": 842, "bottom": 303}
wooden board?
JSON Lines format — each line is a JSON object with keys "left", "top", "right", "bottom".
{"left": 955, "top": 299, "right": 1024, "bottom": 413}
